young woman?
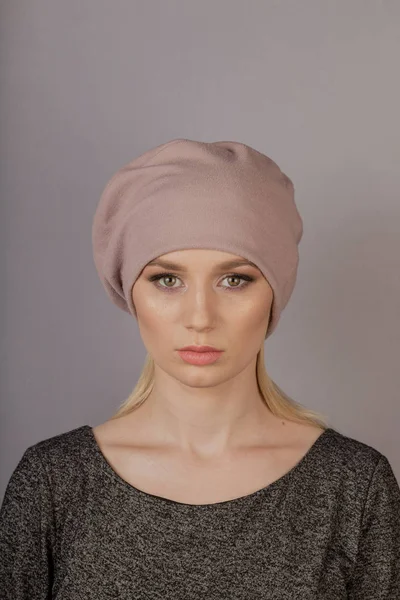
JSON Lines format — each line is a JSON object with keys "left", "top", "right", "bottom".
{"left": 1, "top": 138, "right": 399, "bottom": 598}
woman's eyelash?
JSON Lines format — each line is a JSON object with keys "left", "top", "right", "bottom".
{"left": 147, "top": 272, "right": 255, "bottom": 291}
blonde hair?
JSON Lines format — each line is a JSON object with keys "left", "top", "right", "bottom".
{"left": 109, "top": 342, "right": 329, "bottom": 430}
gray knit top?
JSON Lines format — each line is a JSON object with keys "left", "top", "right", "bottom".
{"left": 1, "top": 424, "right": 400, "bottom": 599}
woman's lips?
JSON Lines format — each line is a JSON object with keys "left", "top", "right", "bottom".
{"left": 179, "top": 345, "right": 221, "bottom": 352}
{"left": 177, "top": 350, "right": 223, "bottom": 365}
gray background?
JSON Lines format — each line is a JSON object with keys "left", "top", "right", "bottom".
{"left": 1, "top": 0, "right": 400, "bottom": 501}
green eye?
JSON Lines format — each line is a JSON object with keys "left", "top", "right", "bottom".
{"left": 147, "top": 272, "right": 255, "bottom": 291}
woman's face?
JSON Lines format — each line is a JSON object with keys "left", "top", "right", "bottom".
{"left": 131, "top": 249, "right": 273, "bottom": 383}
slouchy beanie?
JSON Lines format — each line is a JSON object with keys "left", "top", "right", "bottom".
{"left": 92, "top": 138, "right": 303, "bottom": 339}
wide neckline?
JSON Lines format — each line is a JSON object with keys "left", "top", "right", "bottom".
{"left": 82, "top": 424, "right": 335, "bottom": 509}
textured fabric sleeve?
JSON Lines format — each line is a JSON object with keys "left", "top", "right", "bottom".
{"left": 347, "top": 454, "right": 400, "bottom": 599}
{"left": 0, "top": 446, "right": 55, "bottom": 599}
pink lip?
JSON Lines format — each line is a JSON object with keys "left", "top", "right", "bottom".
{"left": 179, "top": 345, "right": 222, "bottom": 352}
{"left": 177, "top": 349, "right": 223, "bottom": 365}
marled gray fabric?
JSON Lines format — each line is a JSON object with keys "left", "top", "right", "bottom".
{"left": 1, "top": 425, "right": 400, "bottom": 599}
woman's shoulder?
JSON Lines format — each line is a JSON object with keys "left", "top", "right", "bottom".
{"left": 28, "top": 423, "right": 92, "bottom": 464}
{"left": 322, "top": 425, "right": 388, "bottom": 467}
{"left": 16, "top": 425, "right": 95, "bottom": 503}
{"left": 310, "top": 426, "right": 398, "bottom": 500}
{"left": 282, "top": 420, "right": 387, "bottom": 477}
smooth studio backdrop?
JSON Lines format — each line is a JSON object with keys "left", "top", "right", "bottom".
{"left": 1, "top": 0, "right": 400, "bottom": 501}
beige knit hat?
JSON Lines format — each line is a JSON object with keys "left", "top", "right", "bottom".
{"left": 92, "top": 138, "right": 303, "bottom": 339}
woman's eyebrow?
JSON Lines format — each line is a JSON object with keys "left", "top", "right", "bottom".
{"left": 146, "top": 258, "right": 258, "bottom": 271}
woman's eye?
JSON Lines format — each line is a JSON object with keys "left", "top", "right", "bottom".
{"left": 155, "top": 275, "right": 180, "bottom": 288}
{"left": 147, "top": 273, "right": 254, "bottom": 291}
